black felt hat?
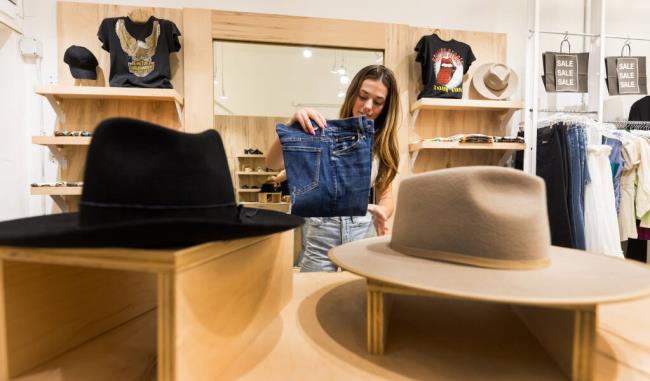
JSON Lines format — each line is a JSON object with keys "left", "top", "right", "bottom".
{"left": 63, "top": 45, "right": 98, "bottom": 80}
{"left": 0, "top": 118, "right": 303, "bottom": 248}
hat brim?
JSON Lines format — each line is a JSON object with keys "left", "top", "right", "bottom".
{"left": 0, "top": 207, "right": 303, "bottom": 248}
{"left": 471, "top": 63, "right": 519, "bottom": 100}
{"left": 69, "top": 66, "right": 97, "bottom": 80}
{"left": 329, "top": 236, "right": 650, "bottom": 306}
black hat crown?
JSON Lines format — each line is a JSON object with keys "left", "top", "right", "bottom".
{"left": 80, "top": 118, "right": 237, "bottom": 226}
{"left": 63, "top": 45, "right": 98, "bottom": 80}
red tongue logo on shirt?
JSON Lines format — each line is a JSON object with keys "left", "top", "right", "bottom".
{"left": 436, "top": 56, "right": 456, "bottom": 86}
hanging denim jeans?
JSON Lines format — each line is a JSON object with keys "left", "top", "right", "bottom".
{"left": 566, "top": 125, "right": 591, "bottom": 250}
{"left": 276, "top": 116, "right": 374, "bottom": 217}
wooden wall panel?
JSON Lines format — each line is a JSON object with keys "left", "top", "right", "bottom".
{"left": 214, "top": 115, "right": 286, "bottom": 198}
{"left": 57, "top": 1, "right": 184, "bottom": 93}
{"left": 182, "top": 9, "right": 213, "bottom": 133}
{"left": 384, "top": 24, "right": 412, "bottom": 226}
{"left": 212, "top": 10, "right": 386, "bottom": 50}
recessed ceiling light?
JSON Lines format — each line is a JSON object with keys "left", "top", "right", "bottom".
{"left": 303, "top": 49, "right": 312, "bottom": 58}
{"left": 340, "top": 75, "right": 349, "bottom": 85}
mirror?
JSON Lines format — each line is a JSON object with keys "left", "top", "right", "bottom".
{"left": 213, "top": 41, "right": 384, "bottom": 118}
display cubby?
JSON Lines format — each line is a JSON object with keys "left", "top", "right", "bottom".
{"left": 32, "top": 85, "right": 184, "bottom": 212}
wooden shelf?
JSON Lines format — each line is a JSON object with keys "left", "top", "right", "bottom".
{"left": 236, "top": 154, "right": 265, "bottom": 158}
{"left": 238, "top": 189, "right": 261, "bottom": 193}
{"left": 410, "top": 98, "right": 525, "bottom": 113}
{"left": 34, "top": 85, "right": 183, "bottom": 105}
{"left": 13, "top": 310, "right": 157, "bottom": 381}
{"left": 30, "top": 186, "right": 82, "bottom": 196}
{"left": 240, "top": 202, "right": 289, "bottom": 206}
{"left": 236, "top": 171, "right": 279, "bottom": 176}
{"left": 32, "top": 136, "right": 92, "bottom": 146}
{"left": 409, "top": 141, "right": 526, "bottom": 152}
{"left": 34, "top": 85, "right": 184, "bottom": 127}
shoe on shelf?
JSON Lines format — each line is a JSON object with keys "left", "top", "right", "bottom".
{"left": 241, "top": 184, "right": 249, "bottom": 189}
{"left": 252, "top": 148, "right": 263, "bottom": 155}
{"left": 243, "top": 166, "right": 253, "bottom": 172}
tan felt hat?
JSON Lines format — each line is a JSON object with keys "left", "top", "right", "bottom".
{"left": 330, "top": 166, "right": 650, "bottom": 305}
{"left": 472, "top": 63, "right": 519, "bottom": 100}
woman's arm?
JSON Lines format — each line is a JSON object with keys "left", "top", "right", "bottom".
{"left": 265, "top": 139, "right": 284, "bottom": 170}
{"left": 367, "top": 186, "right": 394, "bottom": 236}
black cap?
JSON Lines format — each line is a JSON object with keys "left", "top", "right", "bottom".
{"left": 63, "top": 45, "right": 98, "bottom": 80}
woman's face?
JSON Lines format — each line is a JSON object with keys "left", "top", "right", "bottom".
{"left": 352, "top": 79, "right": 388, "bottom": 121}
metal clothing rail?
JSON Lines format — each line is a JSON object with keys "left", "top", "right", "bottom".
{"left": 604, "top": 34, "right": 650, "bottom": 43}
{"left": 528, "top": 29, "right": 600, "bottom": 38}
{"left": 533, "top": 109, "right": 598, "bottom": 114}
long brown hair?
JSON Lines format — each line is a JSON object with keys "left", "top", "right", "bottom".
{"left": 339, "top": 65, "right": 400, "bottom": 197}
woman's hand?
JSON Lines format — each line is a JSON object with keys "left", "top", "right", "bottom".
{"left": 271, "top": 169, "right": 287, "bottom": 185}
{"left": 367, "top": 204, "right": 390, "bottom": 236}
{"left": 289, "top": 108, "right": 327, "bottom": 135}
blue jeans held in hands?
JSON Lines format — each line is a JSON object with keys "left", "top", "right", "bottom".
{"left": 276, "top": 116, "right": 374, "bottom": 217}
{"left": 298, "top": 213, "right": 376, "bottom": 272}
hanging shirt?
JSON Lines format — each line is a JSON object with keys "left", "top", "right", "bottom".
{"left": 629, "top": 96, "right": 650, "bottom": 122}
{"left": 97, "top": 16, "right": 181, "bottom": 88}
{"left": 415, "top": 34, "right": 476, "bottom": 99}
{"left": 618, "top": 134, "right": 641, "bottom": 239}
{"left": 584, "top": 145, "right": 624, "bottom": 258}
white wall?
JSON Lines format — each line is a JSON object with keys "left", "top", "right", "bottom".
{"left": 0, "top": 27, "right": 31, "bottom": 220}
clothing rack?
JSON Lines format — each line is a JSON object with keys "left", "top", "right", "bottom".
{"left": 533, "top": 109, "right": 598, "bottom": 114}
{"left": 604, "top": 34, "right": 650, "bottom": 43}
{"left": 527, "top": 30, "right": 600, "bottom": 38}
{"left": 602, "top": 120, "right": 650, "bottom": 130}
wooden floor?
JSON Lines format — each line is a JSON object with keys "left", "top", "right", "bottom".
{"left": 10, "top": 272, "right": 650, "bottom": 380}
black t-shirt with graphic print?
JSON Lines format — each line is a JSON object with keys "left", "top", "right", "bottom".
{"left": 415, "top": 35, "right": 476, "bottom": 99}
{"left": 98, "top": 16, "right": 181, "bottom": 89}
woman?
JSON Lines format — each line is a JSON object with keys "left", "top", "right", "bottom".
{"left": 266, "top": 65, "right": 401, "bottom": 272}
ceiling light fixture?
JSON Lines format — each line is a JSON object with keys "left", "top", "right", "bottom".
{"left": 303, "top": 48, "right": 312, "bottom": 58}
{"left": 339, "top": 75, "right": 349, "bottom": 85}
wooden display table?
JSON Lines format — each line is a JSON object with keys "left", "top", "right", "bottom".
{"left": 218, "top": 272, "right": 650, "bottom": 380}
{"left": 0, "top": 231, "right": 293, "bottom": 381}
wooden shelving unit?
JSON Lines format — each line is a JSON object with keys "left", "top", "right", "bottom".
{"left": 406, "top": 30, "right": 524, "bottom": 175}
{"left": 239, "top": 201, "right": 290, "bottom": 213}
{"left": 30, "top": 186, "right": 83, "bottom": 196}
{"left": 32, "top": 136, "right": 92, "bottom": 146}
{"left": 409, "top": 141, "right": 526, "bottom": 153}
{"left": 34, "top": 85, "right": 184, "bottom": 126}
{"left": 34, "top": 85, "right": 183, "bottom": 103}
{"left": 237, "top": 188, "right": 261, "bottom": 193}
{"left": 236, "top": 171, "right": 279, "bottom": 176}
{"left": 32, "top": 84, "right": 184, "bottom": 212}
{"left": 410, "top": 98, "right": 525, "bottom": 113}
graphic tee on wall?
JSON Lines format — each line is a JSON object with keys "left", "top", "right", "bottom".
{"left": 415, "top": 34, "right": 476, "bottom": 99}
{"left": 98, "top": 16, "right": 181, "bottom": 88}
